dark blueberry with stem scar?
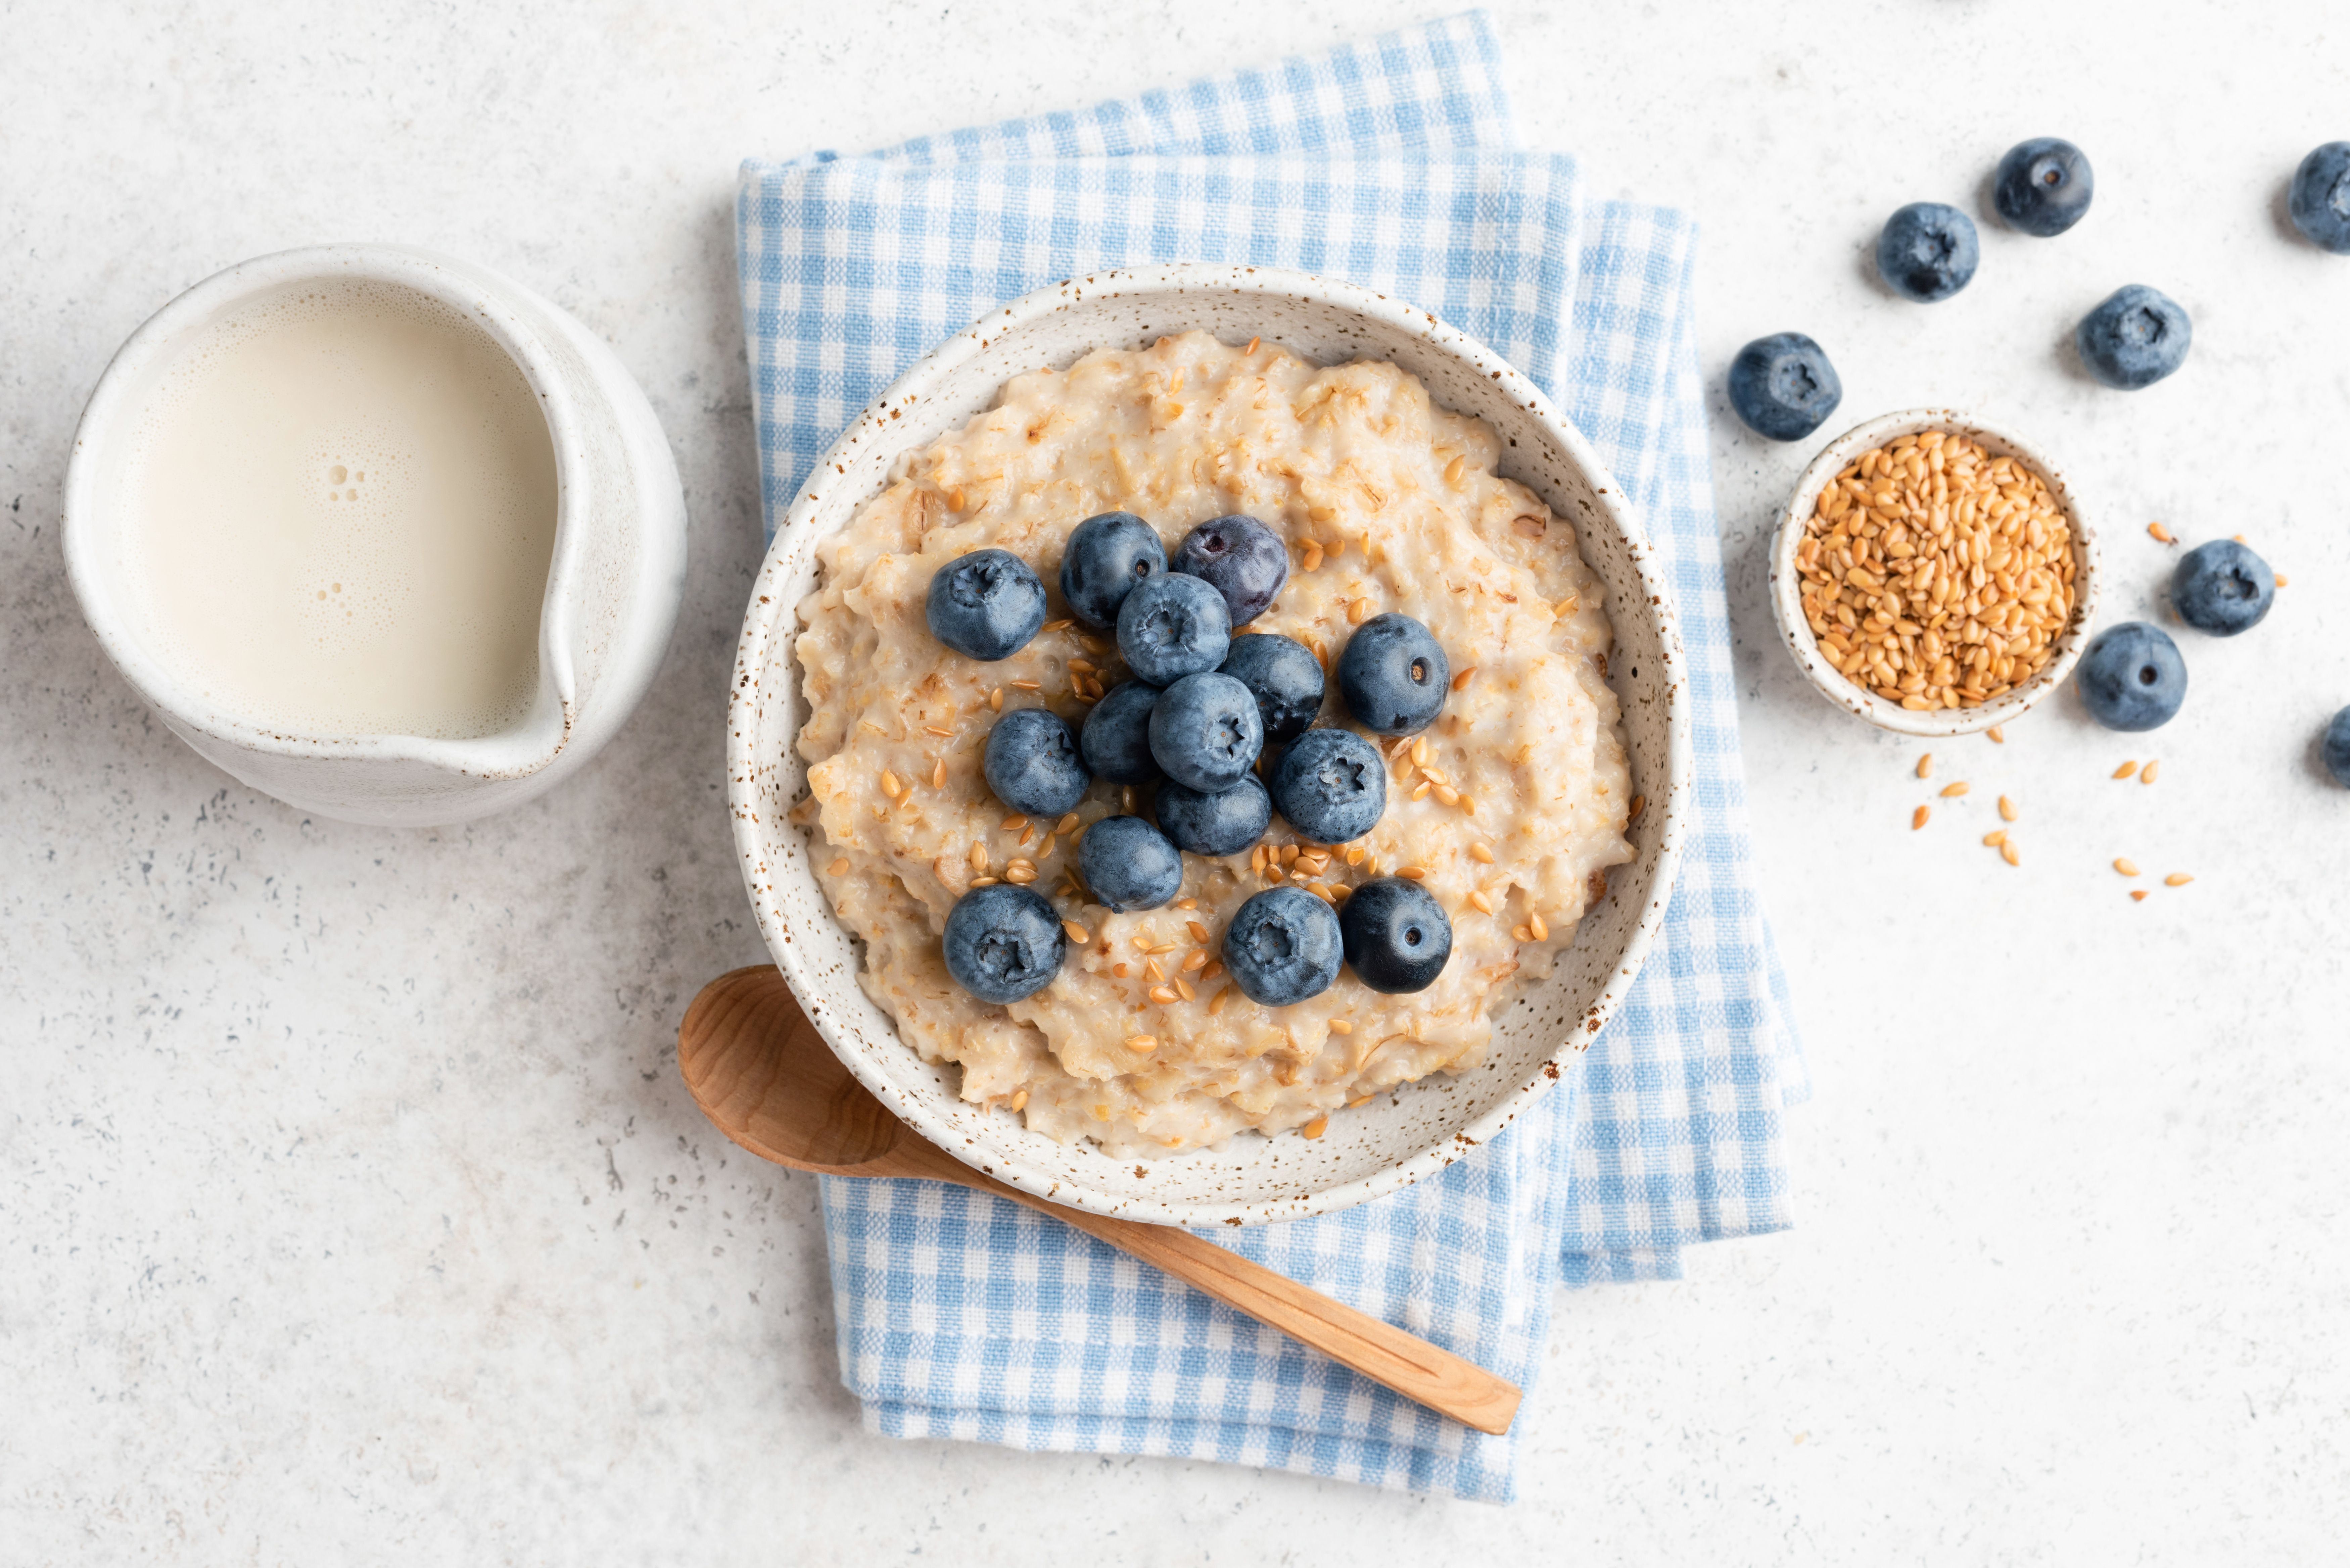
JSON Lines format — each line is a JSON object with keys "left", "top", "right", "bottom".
{"left": 924, "top": 547, "right": 1047, "bottom": 660}
{"left": 1221, "top": 885, "right": 1343, "bottom": 1007}
{"left": 1338, "top": 875, "right": 1453, "bottom": 994}
{"left": 1171, "top": 514, "right": 1289, "bottom": 627}
{"left": 2289, "top": 142, "right": 2350, "bottom": 254}
{"left": 1116, "top": 571, "right": 1230, "bottom": 686}
{"left": 1058, "top": 510, "right": 1165, "bottom": 629}
{"left": 1078, "top": 679, "right": 1163, "bottom": 785}
{"left": 1147, "top": 671, "right": 1264, "bottom": 793}
{"left": 1269, "top": 727, "right": 1386, "bottom": 844}
{"left": 2322, "top": 706, "right": 2350, "bottom": 788}
{"left": 1994, "top": 137, "right": 2095, "bottom": 237}
{"left": 1219, "top": 632, "right": 1325, "bottom": 743}
{"left": 1876, "top": 202, "right": 1979, "bottom": 302}
{"left": 1727, "top": 333, "right": 1843, "bottom": 441}
{"left": 2171, "top": 539, "right": 2274, "bottom": 637}
{"left": 2075, "top": 621, "right": 2187, "bottom": 732}
{"left": 1336, "top": 612, "right": 1448, "bottom": 735}
{"left": 983, "top": 706, "right": 1089, "bottom": 818}
{"left": 941, "top": 884, "right": 1065, "bottom": 1004}
{"left": 1154, "top": 774, "right": 1272, "bottom": 857}
{"left": 2076, "top": 285, "right": 2191, "bottom": 390}
{"left": 1076, "top": 815, "right": 1183, "bottom": 913}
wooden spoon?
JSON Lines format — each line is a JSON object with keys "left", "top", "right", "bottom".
{"left": 677, "top": 966, "right": 1520, "bottom": 1436}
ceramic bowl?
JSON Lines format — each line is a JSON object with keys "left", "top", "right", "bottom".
{"left": 64, "top": 244, "right": 688, "bottom": 826}
{"left": 728, "top": 263, "right": 1692, "bottom": 1227}
{"left": 1769, "top": 407, "right": 2099, "bottom": 738}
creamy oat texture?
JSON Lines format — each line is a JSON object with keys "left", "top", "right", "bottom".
{"left": 792, "top": 331, "right": 1633, "bottom": 1155}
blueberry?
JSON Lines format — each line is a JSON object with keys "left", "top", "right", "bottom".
{"left": 1146, "top": 671, "right": 1264, "bottom": 793}
{"left": 1077, "top": 815, "right": 1183, "bottom": 912}
{"left": 1154, "top": 774, "right": 1271, "bottom": 857}
{"left": 1116, "top": 571, "right": 1231, "bottom": 686}
{"left": 2075, "top": 621, "right": 2188, "bottom": 732}
{"left": 1994, "top": 137, "right": 2095, "bottom": 237}
{"left": 1172, "top": 514, "right": 1289, "bottom": 627}
{"left": 941, "top": 884, "right": 1065, "bottom": 1004}
{"left": 1078, "top": 679, "right": 1163, "bottom": 785}
{"left": 1726, "top": 333, "right": 1843, "bottom": 441}
{"left": 925, "top": 548, "right": 1046, "bottom": 661}
{"left": 1875, "top": 202, "right": 1980, "bottom": 303}
{"left": 1336, "top": 613, "right": 1449, "bottom": 736}
{"left": 2171, "top": 539, "right": 2275, "bottom": 637}
{"left": 2322, "top": 707, "right": 2350, "bottom": 788}
{"left": 2076, "top": 285, "right": 2192, "bottom": 390}
{"left": 1268, "top": 727, "right": 1386, "bottom": 843}
{"left": 1219, "top": 633, "right": 1325, "bottom": 743}
{"left": 1058, "top": 511, "right": 1165, "bottom": 629}
{"left": 983, "top": 707, "right": 1089, "bottom": 817}
{"left": 2289, "top": 142, "right": 2350, "bottom": 254}
{"left": 1338, "top": 876, "right": 1453, "bottom": 994}
{"left": 1221, "top": 886, "right": 1343, "bottom": 1007}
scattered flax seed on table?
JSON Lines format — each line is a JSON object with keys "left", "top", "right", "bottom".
{"left": 2140, "top": 760, "right": 2160, "bottom": 784}
{"left": 1912, "top": 805, "right": 1931, "bottom": 830}
{"left": 1301, "top": 1116, "right": 1329, "bottom": 1140}
{"left": 1987, "top": 726, "right": 2006, "bottom": 744}
{"left": 2148, "top": 522, "right": 2175, "bottom": 544}
{"left": 1795, "top": 430, "right": 2077, "bottom": 711}
{"left": 2165, "top": 873, "right": 2195, "bottom": 887}
{"left": 1940, "top": 781, "right": 1971, "bottom": 798}
{"left": 1982, "top": 830, "right": 2007, "bottom": 847}
{"left": 2114, "top": 858, "right": 2141, "bottom": 877}
{"left": 1999, "top": 795, "right": 2017, "bottom": 822}
{"left": 2275, "top": 573, "right": 2289, "bottom": 588}
{"left": 2130, "top": 889, "right": 2150, "bottom": 902}
{"left": 2001, "top": 840, "right": 2021, "bottom": 867}
{"left": 2112, "top": 761, "right": 2138, "bottom": 780}
{"left": 1916, "top": 753, "right": 1934, "bottom": 779}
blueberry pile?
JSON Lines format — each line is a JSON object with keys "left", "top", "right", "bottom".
{"left": 923, "top": 510, "right": 1461, "bottom": 1006}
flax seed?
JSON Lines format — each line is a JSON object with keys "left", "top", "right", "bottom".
{"left": 827, "top": 857, "right": 849, "bottom": 876}
{"left": 1940, "top": 781, "right": 1971, "bottom": 798}
{"left": 1528, "top": 911, "right": 1548, "bottom": 940}
{"left": 1983, "top": 830, "right": 2007, "bottom": 847}
{"left": 2001, "top": 840, "right": 2020, "bottom": 867}
{"left": 1062, "top": 920, "right": 1090, "bottom": 943}
{"left": 2148, "top": 522, "right": 2175, "bottom": 544}
{"left": 2164, "top": 872, "right": 2194, "bottom": 886}
{"left": 1987, "top": 726, "right": 2006, "bottom": 743}
{"left": 1149, "top": 986, "right": 1178, "bottom": 1003}
{"left": 2130, "top": 889, "right": 2149, "bottom": 902}
{"left": 2112, "top": 858, "right": 2139, "bottom": 877}
{"left": 1010, "top": 1089, "right": 1028, "bottom": 1112}
{"left": 1202, "top": 959, "right": 1225, "bottom": 981}
{"left": 1301, "top": 1116, "right": 1328, "bottom": 1140}
{"left": 1347, "top": 597, "right": 1370, "bottom": 625}
{"left": 924, "top": 725, "right": 953, "bottom": 738}
{"left": 1998, "top": 796, "right": 2017, "bottom": 822}
{"left": 1468, "top": 890, "right": 1494, "bottom": 914}
{"left": 1470, "top": 843, "right": 1495, "bottom": 864}
{"left": 1244, "top": 336, "right": 1260, "bottom": 355}
{"left": 1328, "top": 1019, "right": 1354, "bottom": 1035}
{"left": 1917, "top": 753, "right": 1934, "bottom": 779}
{"left": 2140, "top": 760, "right": 2159, "bottom": 784}
{"left": 988, "top": 687, "right": 1003, "bottom": 711}
{"left": 1912, "top": 804, "right": 1931, "bottom": 830}
{"left": 2113, "top": 761, "right": 2137, "bottom": 780}
{"left": 1444, "top": 454, "right": 1467, "bottom": 486}
{"left": 1181, "top": 949, "right": 1207, "bottom": 972}
{"left": 1302, "top": 543, "right": 1324, "bottom": 572}
{"left": 1208, "top": 986, "right": 1229, "bottom": 1015}
{"left": 1628, "top": 795, "right": 1646, "bottom": 822}
{"left": 1397, "top": 866, "right": 1427, "bottom": 880}
{"left": 2275, "top": 573, "right": 2289, "bottom": 587}
{"left": 1511, "top": 924, "right": 1531, "bottom": 941}
{"left": 971, "top": 876, "right": 1000, "bottom": 887}
{"left": 969, "top": 842, "right": 988, "bottom": 871}
{"left": 1124, "top": 1035, "right": 1157, "bottom": 1054}
{"left": 1451, "top": 666, "right": 1476, "bottom": 691}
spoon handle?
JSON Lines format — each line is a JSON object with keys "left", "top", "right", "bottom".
{"left": 958, "top": 1166, "right": 1521, "bottom": 1436}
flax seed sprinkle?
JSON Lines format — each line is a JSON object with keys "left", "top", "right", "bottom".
{"left": 1300, "top": 1116, "right": 1328, "bottom": 1140}
{"left": 1528, "top": 911, "right": 1548, "bottom": 941}
{"left": 1124, "top": 1035, "right": 1157, "bottom": 1054}
{"left": 2164, "top": 872, "right": 2194, "bottom": 887}
{"left": 2113, "top": 859, "right": 2139, "bottom": 877}
{"left": 2140, "top": 760, "right": 2160, "bottom": 785}
{"left": 2148, "top": 522, "right": 2175, "bottom": 544}
{"left": 1987, "top": 725, "right": 2006, "bottom": 743}
{"left": 1912, "top": 805, "right": 1931, "bottom": 830}
{"left": 1940, "top": 781, "right": 1971, "bottom": 798}
{"left": 827, "top": 857, "right": 849, "bottom": 876}
{"left": 2001, "top": 840, "right": 2020, "bottom": 867}
{"left": 1998, "top": 795, "right": 2017, "bottom": 822}
{"left": 1983, "top": 830, "right": 2007, "bottom": 847}
{"left": 1917, "top": 753, "right": 1934, "bottom": 779}
{"left": 2129, "top": 889, "right": 2149, "bottom": 902}
{"left": 1328, "top": 1019, "right": 1354, "bottom": 1035}
{"left": 2113, "top": 761, "right": 2137, "bottom": 780}
{"left": 1062, "top": 920, "right": 1089, "bottom": 943}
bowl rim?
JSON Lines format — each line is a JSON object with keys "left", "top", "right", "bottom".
{"left": 728, "top": 260, "right": 1693, "bottom": 1226}
{"left": 1768, "top": 406, "right": 2101, "bottom": 738}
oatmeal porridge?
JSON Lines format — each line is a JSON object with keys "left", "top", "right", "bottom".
{"left": 791, "top": 330, "right": 1633, "bottom": 1155}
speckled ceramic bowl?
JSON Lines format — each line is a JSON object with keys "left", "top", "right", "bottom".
{"left": 1770, "top": 408, "right": 2100, "bottom": 738}
{"left": 728, "top": 263, "right": 1691, "bottom": 1227}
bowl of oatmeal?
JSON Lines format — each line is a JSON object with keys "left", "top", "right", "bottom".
{"left": 729, "top": 264, "right": 1690, "bottom": 1225}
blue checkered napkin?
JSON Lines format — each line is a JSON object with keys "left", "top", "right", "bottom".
{"left": 734, "top": 13, "right": 1804, "bottom": 1501}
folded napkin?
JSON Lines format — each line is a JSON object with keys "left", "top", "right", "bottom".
{"left": 734, "top": 11, "right": 1806, "bottom": 1501}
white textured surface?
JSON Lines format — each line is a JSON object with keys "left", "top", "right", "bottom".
{"left": 3, "top": 1, "right": 2345, "bottom": 1559}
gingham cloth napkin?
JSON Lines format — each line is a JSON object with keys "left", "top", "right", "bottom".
{"left": 734, "top": 11, "right": 1806, "bottom": 1502}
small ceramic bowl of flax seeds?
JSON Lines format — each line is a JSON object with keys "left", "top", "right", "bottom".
{"left": 1769, "top": 408, "right": 2101, "bottom": 737}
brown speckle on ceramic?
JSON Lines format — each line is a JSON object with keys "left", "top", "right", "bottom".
{"left": 726, "top": 263, "right": 1692, "bottom": 1227}
{"left": 1768, "top": 407, "right": 2101, "bottom": 739}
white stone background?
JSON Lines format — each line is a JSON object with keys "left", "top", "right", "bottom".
{"left": 4, "top": 0, "right": 2347, "bottom": 1560}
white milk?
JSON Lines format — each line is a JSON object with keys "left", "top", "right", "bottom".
{"left": 122, "top": 280, "right": 558, "bottom": 740}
